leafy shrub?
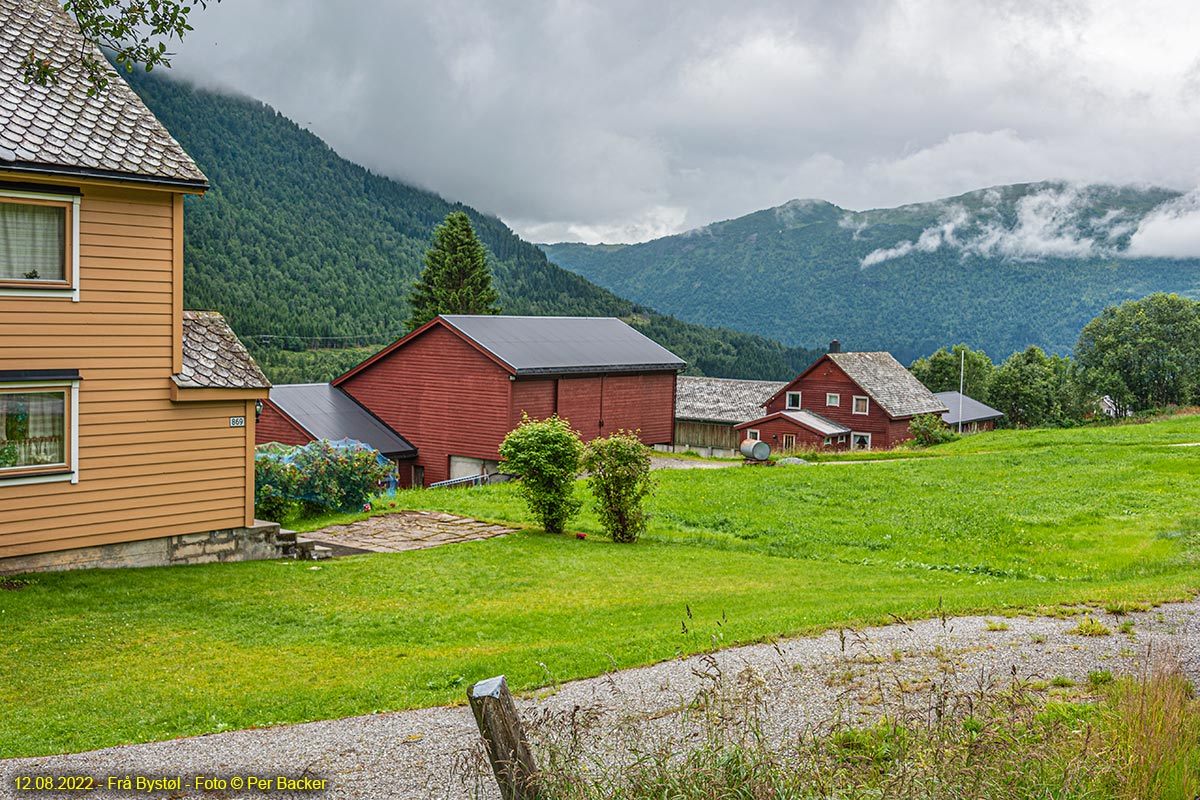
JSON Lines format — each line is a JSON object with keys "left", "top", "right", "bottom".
{"left": 0, "top": 441, "right": 16, "bottom": 469}
{"left": 291, "top": 440, "right": 390, "bottom": 514}
{"left": 254, "top": 439, "right": 391, "bottom": 519}
{"left": 909, "top": 413, "right": 959, "bottom": 446}
{"left": 498, "top": 415, "right": 583, "bottom": 534}
{"left": 254, "top": 446, "right": 298, "bottom": 521}
{"left": 583, "top": 430, "right": 654, "bottom": 543}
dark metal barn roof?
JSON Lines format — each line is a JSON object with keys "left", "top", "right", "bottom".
{"left": 269, "top": 383, "right": 416, "bottom": 458}
{"left": 440, "top": 315, "right": 686, "bottom": 376}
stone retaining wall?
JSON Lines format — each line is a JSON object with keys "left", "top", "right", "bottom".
{"left": 0, "top": 521, "right": 285, "bottom": 575}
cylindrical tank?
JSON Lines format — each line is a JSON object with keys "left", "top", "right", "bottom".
{"left": 740, "top": 439, "right": 770, "bottom": 461}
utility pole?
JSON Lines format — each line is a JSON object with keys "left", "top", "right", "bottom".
{"left": 958, "top": 347, "right": 965, "bottom": 434}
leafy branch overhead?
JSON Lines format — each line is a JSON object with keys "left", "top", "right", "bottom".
{"left": 23, "top": 0, "right": 217, "bottom": 96}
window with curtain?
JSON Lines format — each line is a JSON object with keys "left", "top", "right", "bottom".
{"left": 0, "top": 200, "right": 67, "bottom": 282}
{"left": 0, "top": 390, "right": 67, "bottom": 472}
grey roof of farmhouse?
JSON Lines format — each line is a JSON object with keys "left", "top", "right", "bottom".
{"left": 176, "top": 310, "right": 270, "bottom": 390}
{"left": 440, "top": 315, "right": 686, "bottom": 376}
{"left": 0, "top": 0, "right": 207, "bottom": 187}
{"left": 934, "top": 391, "right": 1004, "bottom": 426}
{"left": 269, "top": 384, "right": 416, "bottom": 459}
{"left": 826, "top": 351, "right": 948, "bottom": 418}
{"left": 675, "top": 375, "right": 788, "bottom": 424}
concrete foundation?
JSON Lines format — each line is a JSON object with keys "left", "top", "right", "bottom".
{"left": 0, "top": 520, "right": 285, "bottom": 575}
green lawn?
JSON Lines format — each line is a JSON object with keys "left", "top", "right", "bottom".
{"left": 2, "top": 416, "right": 1198, "bottom": 757}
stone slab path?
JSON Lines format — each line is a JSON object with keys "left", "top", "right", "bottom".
{"left": 304, "top": 511, "right": 516, "bottom": 554}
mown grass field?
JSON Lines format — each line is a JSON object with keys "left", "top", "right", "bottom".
{"left": 2, "top": 416, "right": 1198, "bottom": 758}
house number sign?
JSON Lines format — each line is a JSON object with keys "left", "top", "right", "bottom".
{"left": 229, "top": 416, "right": 246, "bottom": 428}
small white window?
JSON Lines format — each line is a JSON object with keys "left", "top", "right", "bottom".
{"left": 785, "top": 391, "right": 801, "bottom": 409}
{"left": 823, "top": 436, "right": 832, "bottom": 446}
{"left": 746, "top": 429, "right": 760, "bottom": 441}
{"left": 852, "top": 396, "right": 869, "bottom": 415}
{"left": 826, "top": 393, "right": 840, "bottom": 407}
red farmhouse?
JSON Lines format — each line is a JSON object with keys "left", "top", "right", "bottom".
{"left": 736, "top": 349, "right": 946, "bottom": 452}
{"left": 333, "top": 315, "right": 685, "bottom": 486}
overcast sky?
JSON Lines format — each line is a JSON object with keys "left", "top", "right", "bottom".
{"left": 168, "top": 1, "right": 1200, "bottom": 244}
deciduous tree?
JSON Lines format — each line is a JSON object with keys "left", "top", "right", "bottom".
{"left": 25, "top": 0, "right": 218, "bottom": 95}
{"left": 910, "top": 344, "right": 995, "bottom": 402}
{"left": 989, "top": 346, "right": 1080, "bottom": 428}
{"left": 1074, "top": 293, "right": 1200, "bottom": 415}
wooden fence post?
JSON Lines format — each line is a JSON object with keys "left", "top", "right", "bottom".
{"left": 468, "top": 675, "right": 542, "bottom": 800}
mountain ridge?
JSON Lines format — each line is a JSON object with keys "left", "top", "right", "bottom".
{"left": 541, "top": 181, "right": 1200, "bottom": 363}
{"left": 123, "top": 69, "right": 825, "bottom": 382}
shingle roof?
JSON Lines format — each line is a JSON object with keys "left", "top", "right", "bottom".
{"left": 0, "top": 0, "right": 206, "bottom": 186}
{"left": 440, "top": 315, "right": 686, "bottom": 376}
{"left": 675, "top": 375, "right": 788, "bottom": 424}
{"left": 268, "top": 384, "right": 416, "bottom": 458}
{"left": 934, "top": 391, "right": 1004, "bottom": 426}
{"left": 826, "top": 352, "right": 948, "bottom": 418}
{"left": 177, "top": 310, "right": 270, "bottom": 390}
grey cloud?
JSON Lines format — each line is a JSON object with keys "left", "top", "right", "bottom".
{"left": 169, "top": 1, "right": 1200, "bottom": 244}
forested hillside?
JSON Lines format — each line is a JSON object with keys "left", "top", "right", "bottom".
{"left": 126, "top": 71, "right": 822, "bottom": 381}
{"left": 543, "top": 185, "right": 1200, "bottom": 364}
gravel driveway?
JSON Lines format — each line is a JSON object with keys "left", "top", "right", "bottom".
{"left": 4, "top": 599, "right": 1198, "bottom": 799}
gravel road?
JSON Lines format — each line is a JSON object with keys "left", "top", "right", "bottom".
{"left": 4, "top": 599, "right": 1198, "bottom": 799}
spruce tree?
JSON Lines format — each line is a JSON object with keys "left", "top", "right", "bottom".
{"left": 405, "top": 211, "right": 500, "bottom": 331}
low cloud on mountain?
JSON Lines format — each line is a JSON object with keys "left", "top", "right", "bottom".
{"left": 859, "top": 184, "right": 1189, "bottom": 267}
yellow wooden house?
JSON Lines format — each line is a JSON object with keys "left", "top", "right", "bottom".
{"left": 0, "top": 0, "right": 277, "bottom": 572}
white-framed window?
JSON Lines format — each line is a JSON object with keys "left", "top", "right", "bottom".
{"left": 782, "top": 433, "right": 796, "bottom": 450}
{"left": 0, "top": 379, "right": 79, "bottom": 484}
{"left": 746, "top": 429, "right": 760, "bottom": 441}
{"left": 826, "top": 393, "right": 840, "bottom": 407}
{"left": 852, "top": 395, "right": 870, "bottom": 415}
{"left": 0, "top": 189, "right": 81, "bottom": 301}
{"left": 851, "top": 432, "right": 872, "bottom": 451}
{"left": 785, "top": 391, "right": 802, "bottom": 409}
{"left": 823, "top": 436, "right": 832, "bottom": 446}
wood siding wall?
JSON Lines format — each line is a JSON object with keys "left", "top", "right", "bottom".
{"left": 737, "top": 417, "right": 831, "bottom": 452}
{"left": 339, "top": 324, "right": 514, "bottom": 486}
{"left": 674, "top": 420, "right": 741, "bottom": 451}
{"left": 0, "top": 181, "right": 256, "bottom": 559}
{"left": 255, "top": 401, "right": 314, "bottom": 447}
{"left": 768, "top": 358, "right": 914, "bottom": 449}
{"left": 340, "top": 323, "right": 678, "bottom": 486}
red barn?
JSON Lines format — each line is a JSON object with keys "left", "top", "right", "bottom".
{"left": 736, "top": 349, "right": 946, "bottom": 452}
{"left": 333, "top": 315, "right": 685, "bottom": 486}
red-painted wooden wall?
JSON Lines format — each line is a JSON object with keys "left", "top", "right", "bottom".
{"left": 735, "top": 416, "right": 834, "bottom": 452}
{"left": 255, "top": 401, "right": 314, "bottom": 447}
{"left": 337, "top": 322, "right": 678, "bottom": 486}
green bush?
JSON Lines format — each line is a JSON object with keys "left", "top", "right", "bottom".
{"left": 254, "top": 447, "right": 298, "bottom": 521}
{"left": 254, "top": 440, "right": 391, "bottom": 519}
{"left": 498, "top": 414, "right": 583, "bottom": 534}
{"left": 583, "top": 430, "right": 654, "bottom": 543}
{"left": 291, "top": 440, "right": 390, "bottom": 514}
{"left": 909, "top": 413, "right": 959, "bottom": 447}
